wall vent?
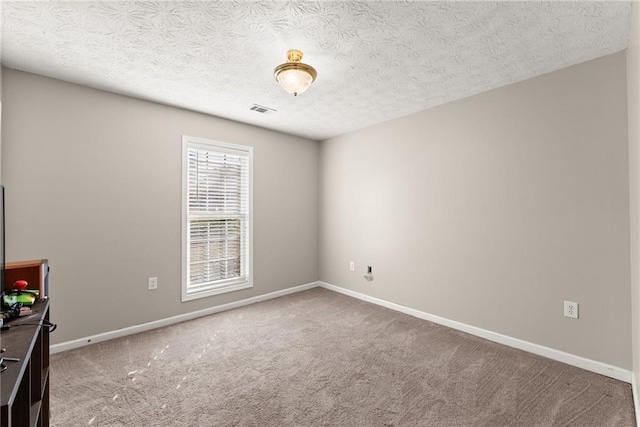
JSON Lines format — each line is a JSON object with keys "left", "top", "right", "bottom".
{"left": 249, "top": 104, "right": 276, "bottom": 114}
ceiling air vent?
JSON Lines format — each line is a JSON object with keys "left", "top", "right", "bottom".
{"left": 249, "top": 104, "right": 276, "bottom": 114}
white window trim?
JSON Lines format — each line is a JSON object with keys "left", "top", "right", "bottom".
{"left": 181, "top": 135, "right": 254, "bottom": 302}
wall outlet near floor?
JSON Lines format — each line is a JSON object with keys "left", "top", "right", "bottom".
{"left": 148, "top": 277, "right": 158, "bottom": 290}
{"left": 349, "top": 261, "right": 355, "bottom": 271}
{"left": 564, "top": 301, "right": 578, "bottom": 319}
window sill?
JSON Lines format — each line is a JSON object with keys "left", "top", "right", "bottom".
{"left": 181, "top": 281, "right": 252, "bottom": 302}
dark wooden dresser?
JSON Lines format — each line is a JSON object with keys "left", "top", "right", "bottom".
{"left": 0, "top": 300, "right": 50, "bottom": 426}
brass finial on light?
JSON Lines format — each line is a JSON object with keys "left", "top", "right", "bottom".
{"left": 274, "top": 49, "right": 317, "bottom": 96}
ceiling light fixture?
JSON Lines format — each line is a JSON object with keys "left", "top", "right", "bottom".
{"left": 274, "top": 49, "right": 317, "bottom": 96}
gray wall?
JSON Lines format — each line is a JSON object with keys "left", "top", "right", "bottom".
{"left": 1, "top": 69, "right": 320, "bottom": 344}
{"left": 320, "top": 52, "right": 631, "bottom": 369}
{"left": 1, "top": 49, "right": 633, "bottom": 370}
{"left": 628, "top": 1, "right": 640, "bottom": 387}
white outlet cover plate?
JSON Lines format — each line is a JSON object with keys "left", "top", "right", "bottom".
{"left": 564, "top": 301, "right": 578, "bottom": 319}
{"left": 349, "top": 262, "right": 355, "bottom": 271}
{"left": 148, "top": 277, "right": 158, "bottom": 290}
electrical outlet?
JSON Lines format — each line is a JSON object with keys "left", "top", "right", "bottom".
{"left": 564, "top": 301, "right": 578, "bottom": 319}
{"left": 349, "top": 261, "right": 355, "bottom": 271}
{"left": 148, "top": 277, "right": 158, "bottom": 290}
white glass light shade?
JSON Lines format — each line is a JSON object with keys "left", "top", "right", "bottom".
{"left": 276, "top": 68, "right": 315, "bottom": 96}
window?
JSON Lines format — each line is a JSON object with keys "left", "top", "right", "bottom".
{"left": 182, "top": 136, "right": 253, "bottom": 301}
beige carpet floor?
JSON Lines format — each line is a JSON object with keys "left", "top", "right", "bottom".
{"left": 51, "top": 287, "right": 635, "bottom": 426}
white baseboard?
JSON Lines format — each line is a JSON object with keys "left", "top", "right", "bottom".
{"left": 51, "top": 281, "right": 320, "bottom": 354}
{"left": 319, "top": 281, "right": 632, "bottom": 383}
{"left": 52, "top": 279, "right": 634, "bottom": 385}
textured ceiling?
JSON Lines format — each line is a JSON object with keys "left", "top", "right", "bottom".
{"left": 0, "top": 1, "right": 633, "bottom": 141}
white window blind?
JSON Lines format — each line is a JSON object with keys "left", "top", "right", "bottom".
{"left": 182, "top": 136, "right": 252, "bottom": 301}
